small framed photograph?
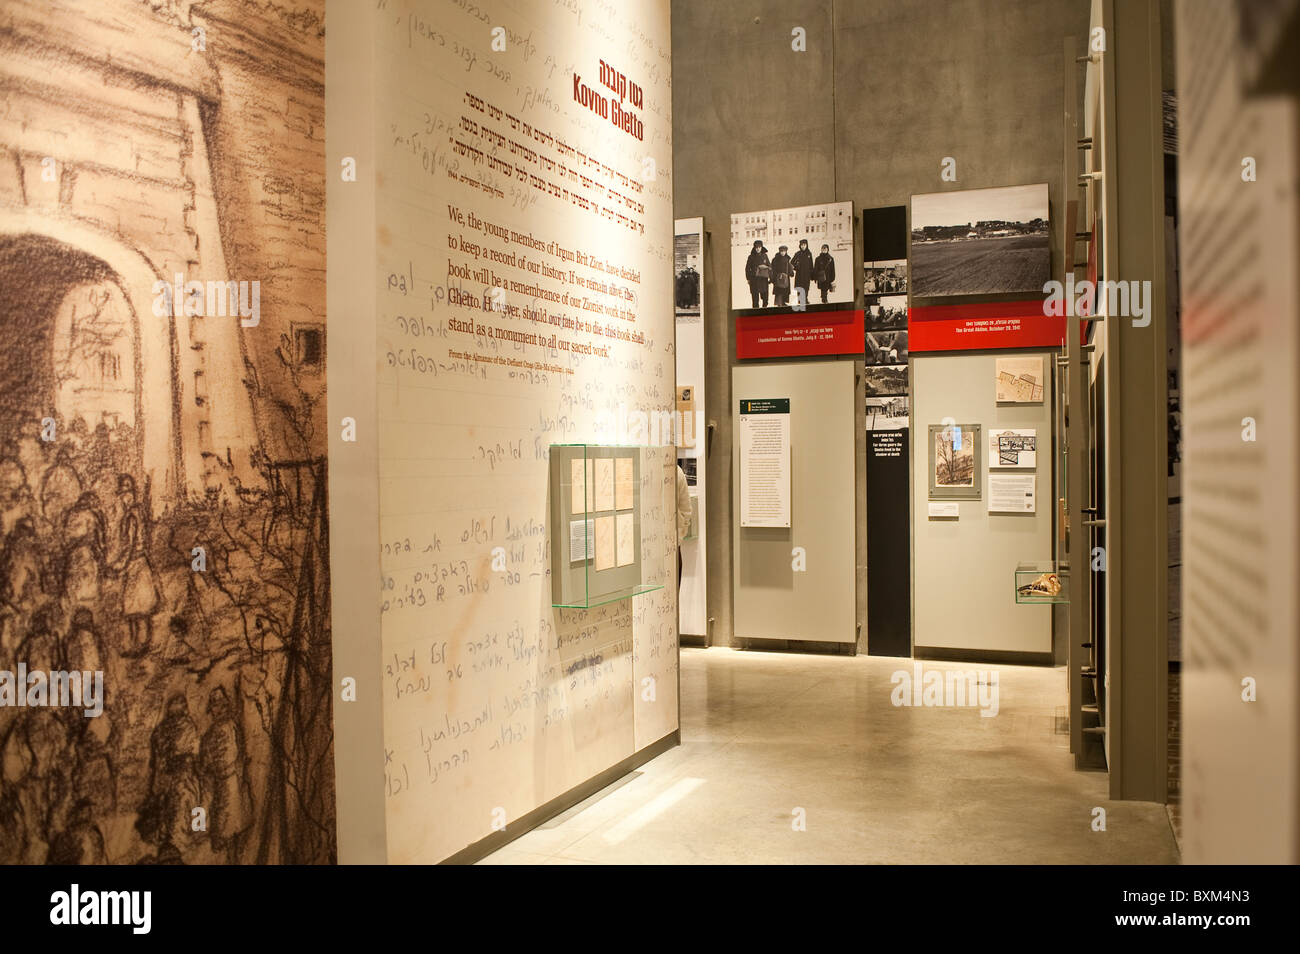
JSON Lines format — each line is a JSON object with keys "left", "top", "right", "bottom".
{"left": 928, "top": 423, "right": 982, "bottom": 499}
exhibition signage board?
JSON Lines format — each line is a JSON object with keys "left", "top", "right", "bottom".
{"left": 861, "top": 205, "right": 912, "bottom": 657}
{"left": 731, "top": 199, "right": 858, "bottom": 359}
{"left": 336, "top": 0, "right": 678, "bottom": 864}
{"left": 908, "top": 300, "right": 1068, "bottom": 352}
{"left": 735, "top": 307, "right": 865, "bottom": 359}
{"left": 739, "top": 398, "right": 791, "bottom": 528}
{"left": 988, "top": 472, "right": 1037, "bottom": 513}
{"left": 675, "top": 216, "right": 707, "bottom": 637}
{"left": 867, "top": 429, "right": 912, "bottom": 656}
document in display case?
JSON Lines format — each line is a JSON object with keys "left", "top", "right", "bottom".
{"left": 550, "top": 444, "right": 674, "bottom": 608}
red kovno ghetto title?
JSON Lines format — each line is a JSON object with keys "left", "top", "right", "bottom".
{"left": 572, "top": 59, "right": 645, "bottom": 141}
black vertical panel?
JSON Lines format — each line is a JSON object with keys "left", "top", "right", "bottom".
{"left": 866, "top": 429, "right": 911, "bottom": 656}
{"left": 863, "top": 205, "right": 911, "bottom": 656}
{"left": 862, "top": 205, "right": 908, "bottom": 262}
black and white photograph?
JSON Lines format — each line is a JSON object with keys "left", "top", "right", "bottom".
{"left": 865, "top": 396, "right": 910, "bottom": 431}
{"left": 866, "top": 330, "right": 908, "bottom": 366}
{"left": 910, "top": 183, "right": 1050, "bottom": 298}
{"left": 864, "top": 259, "right": 908, "bottom": 296}
{"left": 731, "top": 201, "right": 854, "bottom": 311}
{"left": 988, "top": 428, "right": 1038, "bottom": 468}
{"left": 867, "top": 294, "right": 909, "bottom": 331}
{"left": 677, "top": 456, "right": 697, "bottom": 486}
{"left": 675, "top": 230, "right": 702, "bottom": 318}
{"left": 864, "top": 364, "right": 909, "bottom": 397}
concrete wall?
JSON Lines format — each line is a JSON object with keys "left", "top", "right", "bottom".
{"left": 672, "top": 0, "right": 1089, "bottom": 649}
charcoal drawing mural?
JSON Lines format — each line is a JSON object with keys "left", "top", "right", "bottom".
{"left": 0, "top": 0, "right": 335, "bottom": 863}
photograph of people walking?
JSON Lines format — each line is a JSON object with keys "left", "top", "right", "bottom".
{"left": 730, "top": 202, "right": 854, "bottom": 311}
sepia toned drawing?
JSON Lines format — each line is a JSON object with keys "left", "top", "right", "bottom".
{"left": 0, "top": 0, "right": 334, "bottom": 864}
{"left": 928, "top": 424, "right": 981, "bottom": 499}
{"left": 615, "top": 456, "right": 635, "bottom": 510}
{"left": 995, "top": 356, "right": 1046, "bottom": 403}
{"left": 615, "top": 512, "right": 635, "bottom": 568}
{"left": 935, "top": 433, "right": 975, "bottom": 486}
{"left": 594, "top": 515, "right": 616, "bottom": 571}
{"left": 594, "top": 457, "right": 615, "bottom": 512}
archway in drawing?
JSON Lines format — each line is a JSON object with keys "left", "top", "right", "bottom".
{"left": 0, "top": 211, "right": 180, "bottom": 502}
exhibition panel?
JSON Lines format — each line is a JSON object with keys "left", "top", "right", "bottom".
{"left": 731, "top": 361, "right": 856, "bottom": 645}
{"left": 912, "top": 353, "right": 1054, "bottom": 657}
{"left": 731, "top": 201, "right": 864, "bottom": 359}
{"left": 1177, "top": 0, "right": 1300, "bottom": 861}
{"left": 328, "top": 0, "right": 677, "bottom": 863}
{"left": 674, "top": 217, "right": 708, "bottom": 639}
{"left": 862, "top": 206, "right": 911, "bottom": 658}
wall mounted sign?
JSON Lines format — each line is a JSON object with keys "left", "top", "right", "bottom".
{"left": 735, "top": 308, "right": 864, "bottom": 359}
{"left": 988, "top": 472, "right": 1037, "bottom": 513}
{"left": 909, "top": 300, "right": 1067, "bottom": 352}
{"left": 739, "top": 398, "right": 791, "bottom": 528}
{"left": 867, "top": 429, "right": 912, "bottom": 656}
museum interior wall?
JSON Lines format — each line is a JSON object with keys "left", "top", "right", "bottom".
{"left": 911, "top": 352, "right": 1055, "bottom": 658}
{"left": 0, "top": 0, "right": 335, "bottom": 865}
{"left": 327, "top": 0, "right": 679, "bottom": 864}
{"left": 1176, "top": 0, "right": 1300, "bottom": 863}
{"left": 731, "top": 361, "right": 856, "bottom": 645}
{"left": 671, "top": 0, "right": 1090, "bottom": 650}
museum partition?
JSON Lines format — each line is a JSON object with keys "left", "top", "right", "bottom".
{"left": 731, "top": 360, "right": 857, "bottom": 647}
{"left": 911, "top": 353, "right": 1055, "bottom": 661}
{"left": 675, "top": 217, "right": 709, "bottom": 640}
{"left": 1177, "top": 0, "right": 1300, "bottom": 862}
{"left": 326, "top": 0, "right": 680, "bottom": 864}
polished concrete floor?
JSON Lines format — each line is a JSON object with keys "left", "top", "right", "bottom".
{"left": 479, "top": 648, "right": 1181, "bottom": 864}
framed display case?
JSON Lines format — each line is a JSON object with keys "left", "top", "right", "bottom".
{"left": 927, "top": 423, "right": 982, "bottom": 499}
{"left": 550, "top": 444, "right": 673, "bottom": 608}
{"left": 1015, "top": 561, "right": 1069, "bottom": 604}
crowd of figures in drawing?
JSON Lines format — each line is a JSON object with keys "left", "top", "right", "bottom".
{"left": 0, "top": 0, "right": 334, "bottom": 863}
{"left": 0, "top": 407, "right": 334, "bottom": 864}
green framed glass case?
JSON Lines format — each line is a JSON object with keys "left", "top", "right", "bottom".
{"left": 550, "top": 444, "right": 674, "bottom": 608}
